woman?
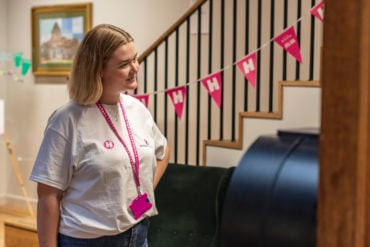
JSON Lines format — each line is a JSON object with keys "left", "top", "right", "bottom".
{"left": 30, "top": 24, "right": 170, "bottom": 247}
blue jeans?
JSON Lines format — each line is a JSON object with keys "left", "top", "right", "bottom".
{"left": 58, "top": 218, "right": 149, "bottom": 247}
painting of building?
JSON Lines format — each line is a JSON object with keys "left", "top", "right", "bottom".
{"left": 39, "top": 18, "right": 82, "bottom": 64}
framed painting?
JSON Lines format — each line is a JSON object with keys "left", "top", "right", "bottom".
{"left": 31, "top": 3, "right": 92, "bottom": 76}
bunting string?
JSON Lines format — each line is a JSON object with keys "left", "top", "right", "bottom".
{"left": 0, "top": 2, "right": 324, "bottom": 119}
{"left": 0, "top": 51, "right": 32, "bottom": 82}
{"left": 135, "top": 1, "right": 324, "bottom": 119}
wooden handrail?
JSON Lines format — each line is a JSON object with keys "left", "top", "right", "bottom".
{"left": 138, "top": 0, "right": 207, "bottom": 62}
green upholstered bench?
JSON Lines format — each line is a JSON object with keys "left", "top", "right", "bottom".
{"left": 148, "top": 163, "right": 234, "bottom": 247}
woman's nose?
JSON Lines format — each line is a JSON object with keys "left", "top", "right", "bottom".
{"left": 131, "top": 61, "right": 140, "bottom": 72}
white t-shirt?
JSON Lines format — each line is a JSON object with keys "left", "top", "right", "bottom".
{"left": 30, "top": 94, "right": 167, "bottom": 238}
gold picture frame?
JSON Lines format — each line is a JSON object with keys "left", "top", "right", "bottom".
{"left": 31, "top": 3, "right": 92, "bottom": 77}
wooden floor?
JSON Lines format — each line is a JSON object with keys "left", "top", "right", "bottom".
{"left": 0, "top": 214, "right": 18, "bottom": 247}
{"left": 0, "top": 205, "right": 35, "bottom": 247}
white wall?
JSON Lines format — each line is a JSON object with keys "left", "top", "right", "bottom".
{"left": 2, "top": 0, "right": 323, "bottom": 209}
{"left": 2, "top": 0, "right": 191, "bottom": 207}
{"left": 206, "top": 86, "right": 321, "bottom": 167}
{"left": 0, "top": 0, "right": 7, "bottom": 203}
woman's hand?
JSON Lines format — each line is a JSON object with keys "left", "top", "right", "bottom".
{"left": 153, "top": 145, "right": 170, "bottom": 189}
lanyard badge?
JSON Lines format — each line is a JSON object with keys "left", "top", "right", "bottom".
{"left": 97, "top": 100, "right": 152, "bottom": 219}
{"left": 129, "top": 193, "right": 152, "bottom": 219}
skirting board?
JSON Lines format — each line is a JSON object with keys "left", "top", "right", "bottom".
{"left": 0, "top": 194, "right": 37, "bottom": 215}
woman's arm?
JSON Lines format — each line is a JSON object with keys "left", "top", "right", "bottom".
{"left": 37, "top": 183, "right": 64, "bottom": 247}
{"left": 153, "top": 145, "right": 170, "bottom": 189}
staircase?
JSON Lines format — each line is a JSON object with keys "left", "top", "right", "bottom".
{"left": 204, "top": 80, "right": 321, "bottom": 166}
{"left": 137, "top": 0, "right": 323, "bottom": 166}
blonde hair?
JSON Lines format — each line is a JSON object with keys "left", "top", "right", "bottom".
{"left": 68, "top": 24, "right": 134, "bottom": 105}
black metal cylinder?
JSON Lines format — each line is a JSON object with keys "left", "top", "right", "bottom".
{"left": 221, "top": 128, "right": 319, "bottom": 247}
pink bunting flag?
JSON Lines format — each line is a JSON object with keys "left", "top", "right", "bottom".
{"left": 274, "top": 26, "right": 303, "bottom": 64}
{"left": 311, "top": 1, "right": 324, "bottom": 22}
{"left": 236, "top": 52, "right": 257, "bottom": 88}
{"left": 166, "top": 86, "right": 187, "bottom": 119}
{"left": 134, "top": 94, "right": 149, "bottom": 108}
{"left": 200, "top": 71, "right": 223, "bottom": 108}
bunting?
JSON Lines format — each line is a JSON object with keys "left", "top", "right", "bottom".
{"left": 2, "top": 3, "right": 325, "bottom": 117}
{"left": 200, "top": 71, "right": 223, "bottom": 108}
{"left": 134, "top": 94, "right": 149, "bottom": 108}
{"left": 134, "top": 3, "right": 324, "bottom": 119}
{"left": 166, "top": 86, "right": 187, "bottom": 119}
{"left": 13, "top": 52, "right": 23, "bottom": 67}
{"left": 0, "top": 51, "right": 32, "bottom": 82}
{"left": 21, "top": 59, "right": 32, "bottom": 76}
{"left": 274, "top": 26, "right": 303, "bottom": 64}
{"left": 236, "top": 52, "right": 257, "bottom": 89}
{"left": 0, "top": 69, "right": 24, "bottom": 82}
{"left": 2, "top": 3, "right": 325, "bottom": 119}
{"left": 311, "top": 1, "right": 325, "bottom": 22}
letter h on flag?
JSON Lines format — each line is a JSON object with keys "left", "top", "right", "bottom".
{"left": 201, "top": 71, "right": 223, "bottom": 108}
{"left": 236, "top": 52, "right": 257, "bottom": 88}
{"left": 311, "top": 1, "right": 324, "bottom": 22}
{"left": 166, "top": 86, "right": 187, "bottom": 119}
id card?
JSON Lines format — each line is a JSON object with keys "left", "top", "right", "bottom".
{"left": 129, "top": 193, "right": 152, "bottom": 219}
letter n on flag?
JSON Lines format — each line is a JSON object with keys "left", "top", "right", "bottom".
{"left": 134, "top": 94, "right": 149, "bottom": 108}
{"left": 200, "top": 71, "right": 222, "bottom": 108}
{"left": 166, "top": 86, "right": 187, "bottom": 119}
{"left": 236, "top": 52, "right": 257, "bottom": 88}
{"left": 274, "top": 26, "right": 303, "bottom": 64}
{"left": 311, "top": 1, "right": 324, "bottom": 22}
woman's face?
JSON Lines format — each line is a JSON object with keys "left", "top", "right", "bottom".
{"left": 101, "top": 41, "right": 140, "bottom": 95}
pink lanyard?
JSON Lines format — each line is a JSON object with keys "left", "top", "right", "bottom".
{"left": 96, "top": 100, "right": 141, "bottom": 194}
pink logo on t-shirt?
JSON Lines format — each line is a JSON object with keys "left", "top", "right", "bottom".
{"left": 104, "top": 140, "right": 115, "bottom": 149}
